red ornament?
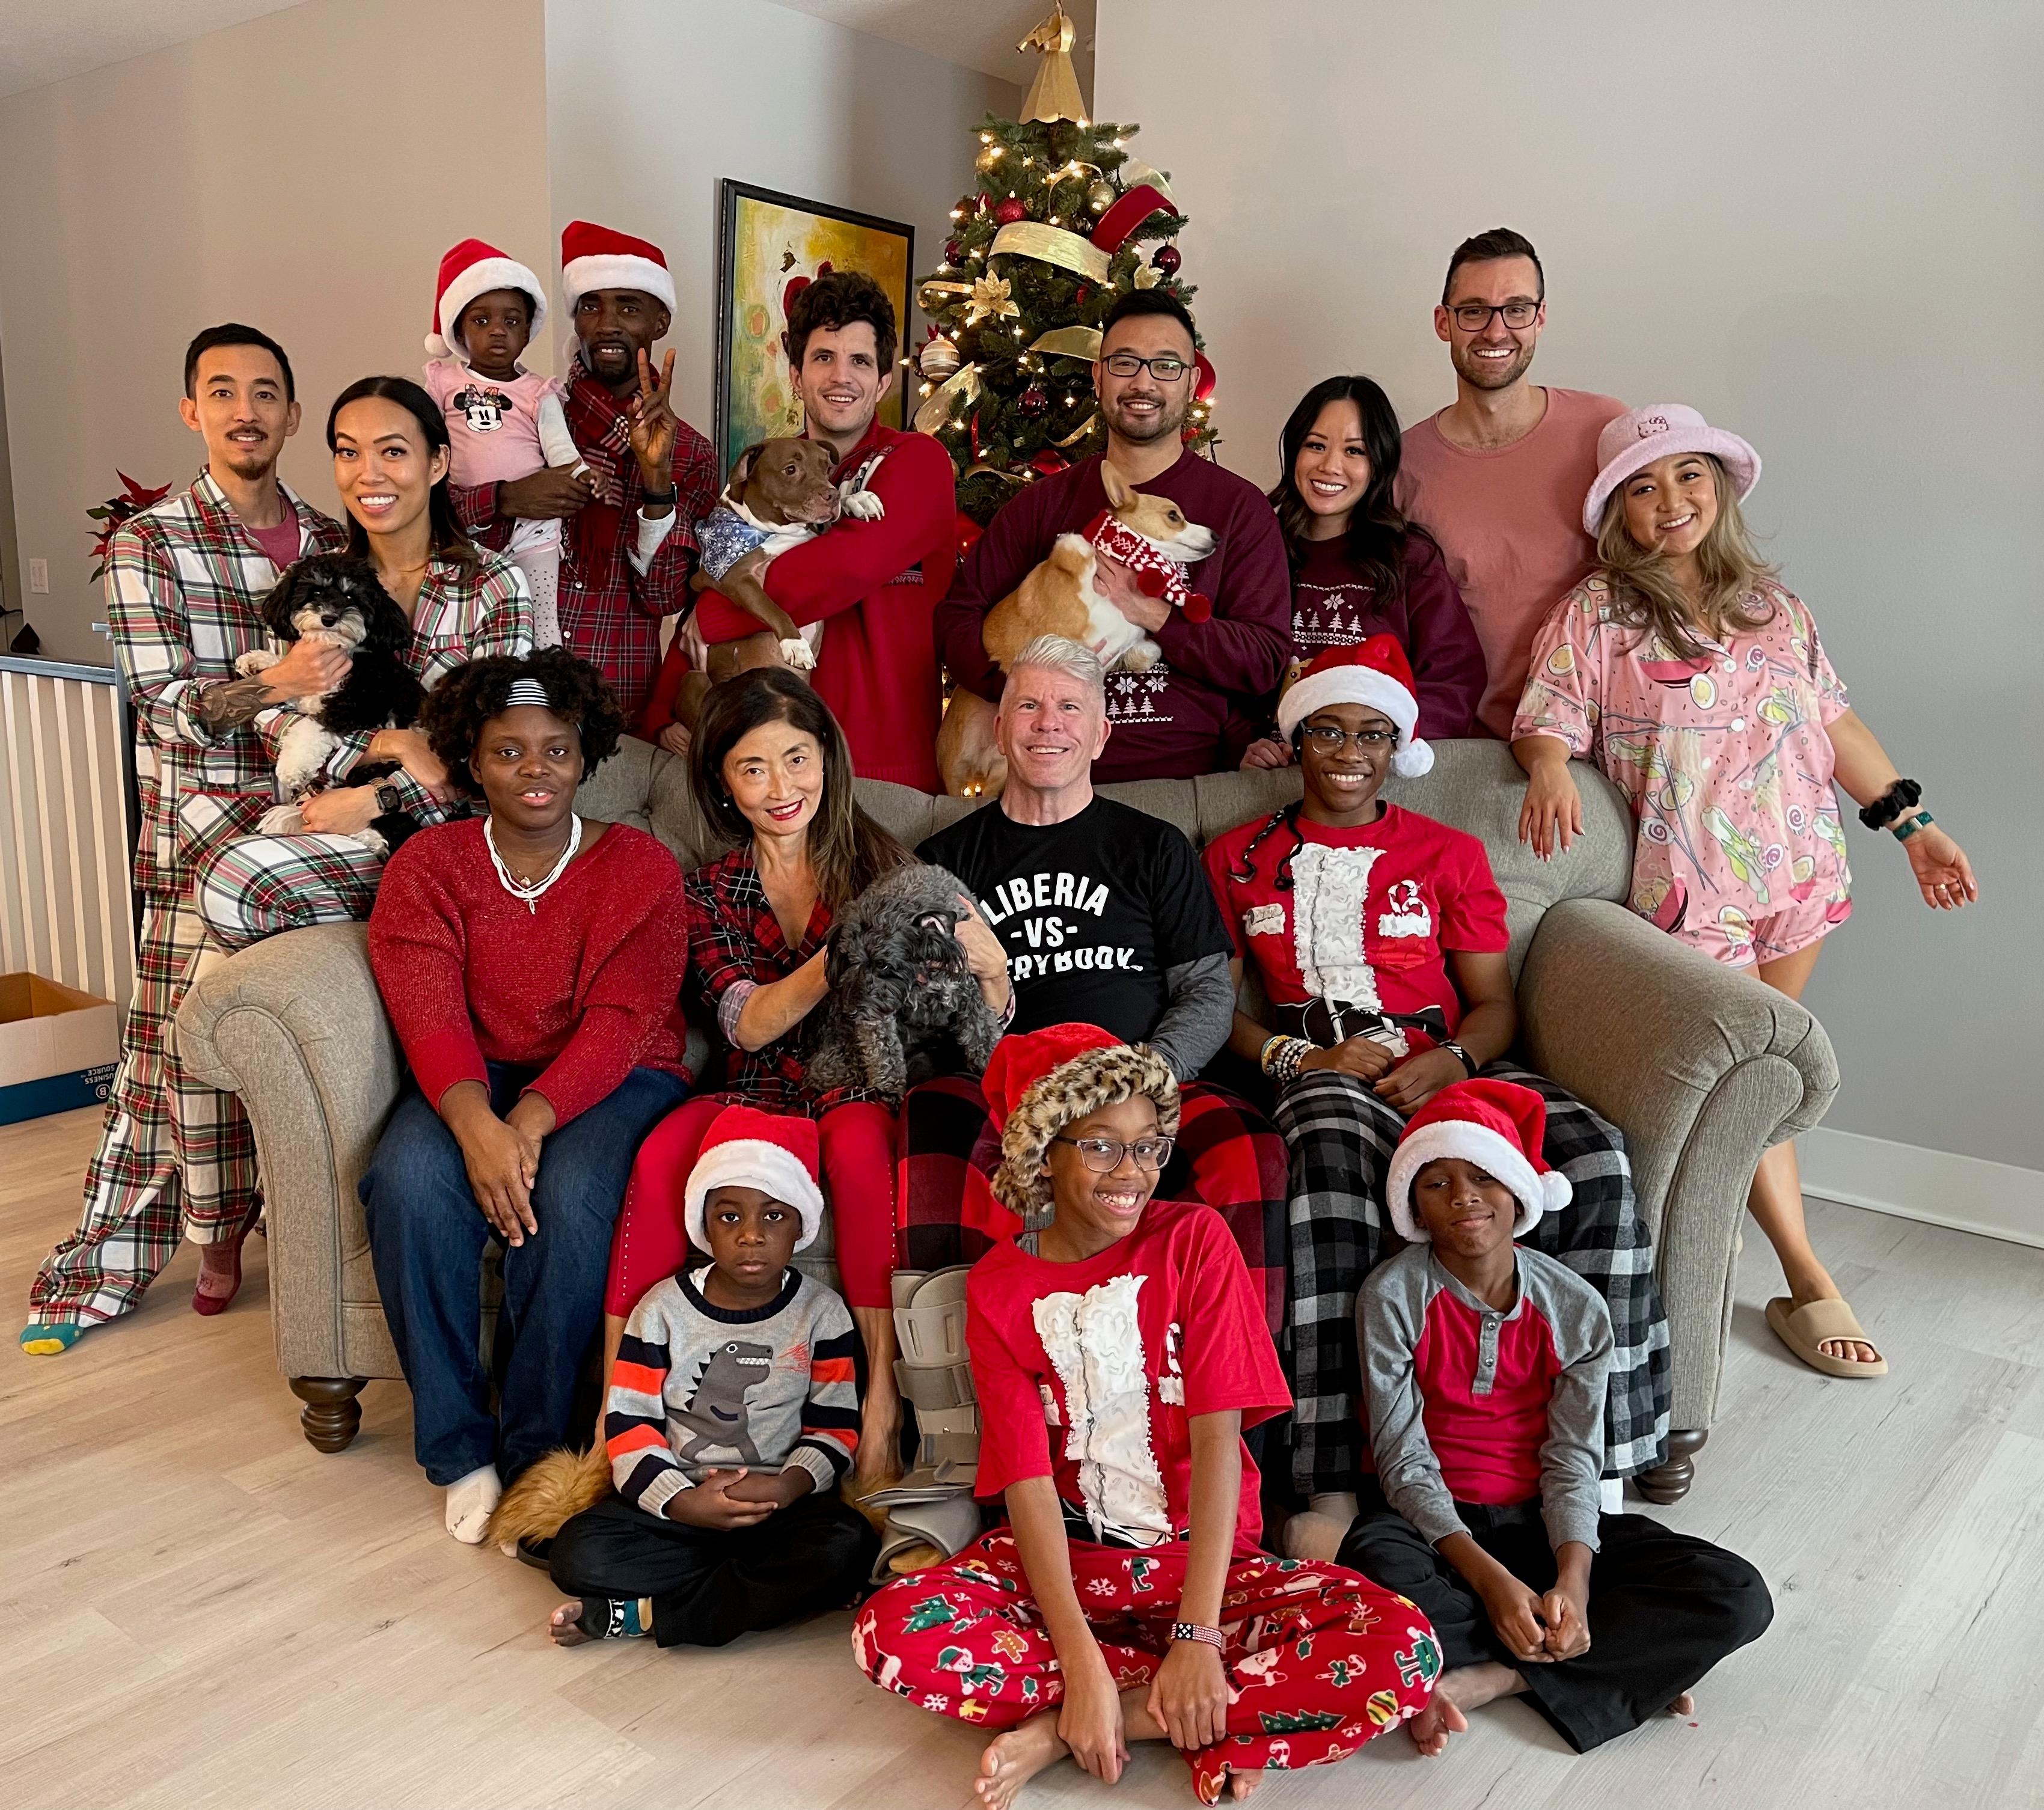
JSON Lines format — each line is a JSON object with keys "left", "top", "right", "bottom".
{"left": 944, "top": 238, "right": 963, "bottom": 266}
{"left": 1075, "top": 284, "right": 1089, "bottom": 305}
{"left": 1152, "top": 243, "right": 1181, "bottom": 276}
{"left": 1019, "top": 385, "right": 1048, "bottom": 417}
{"left": 994, "top": 198, "right": 1027, "bottom": 225}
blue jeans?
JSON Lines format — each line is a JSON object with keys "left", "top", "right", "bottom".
{"left": 361, "top": 1063, "right": 689, "bottom": 1485}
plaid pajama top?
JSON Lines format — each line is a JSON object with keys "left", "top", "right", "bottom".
{"left": 106, "top": 472, "right": 349, "bottom": 897}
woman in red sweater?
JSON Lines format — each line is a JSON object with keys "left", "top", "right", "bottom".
{"left": 608, "top": 670, "right": 1011, "bottom": 1491}
{"left": 362, "top": 647, "right": 691, "bottom": 1545}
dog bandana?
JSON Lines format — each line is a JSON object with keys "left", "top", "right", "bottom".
{"left": 1081, "top": 510, "right": 1211, "bottom": 622}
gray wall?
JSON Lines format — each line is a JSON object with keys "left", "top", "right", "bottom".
{"left": 1099, "top": 0, "right": 2043, "bottom": 1170}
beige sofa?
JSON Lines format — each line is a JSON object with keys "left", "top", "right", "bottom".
{"left": 177, "top": 736, "right": 1837, "bottom": 1501}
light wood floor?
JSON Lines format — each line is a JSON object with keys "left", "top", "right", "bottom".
{"left": 4, "top": 1105, "right": 2041, "bottom": 1810}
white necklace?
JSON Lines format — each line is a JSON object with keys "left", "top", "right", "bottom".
{"left": 485, "top": 814, "right": 582, "bottom": 913}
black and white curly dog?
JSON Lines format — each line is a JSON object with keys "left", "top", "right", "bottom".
{"left": 806, "top": 863, "right": 1005, "bottom": 1099}
{"left": 234, "top": 553, "right": 426, "bottom": 857}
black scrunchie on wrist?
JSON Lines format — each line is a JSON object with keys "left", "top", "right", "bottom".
{"left": 1858, "top": 778, "right": 1921, "bottom": 831}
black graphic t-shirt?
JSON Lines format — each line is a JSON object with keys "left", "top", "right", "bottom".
{"left": 919, "top": 797, "right": 1232, "bottom": 1042}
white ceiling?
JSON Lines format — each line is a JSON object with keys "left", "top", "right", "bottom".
{"left": 0, "top": 0, "right": 1094, "bottom": 102}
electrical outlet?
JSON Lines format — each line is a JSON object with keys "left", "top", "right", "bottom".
{"left": 28, "top": 559, "right": 49, "bottom": 593}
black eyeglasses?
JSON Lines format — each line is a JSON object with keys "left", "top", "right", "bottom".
{"left": 1050, "top": 1134, "right": 1175, "bottom": 1172}
{"left": 1300, "top": 724, "right": 1398, "bottom": 753}
{"left": 1449, "top": 301, "right": 1541, "bottom": 332}
{"left": 1101, "top": 352, "right": 1191, "bottom": 382}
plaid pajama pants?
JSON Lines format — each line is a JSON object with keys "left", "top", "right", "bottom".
{"left": 898, "top": 1077, "right": 1290, "bottom": 1336}
{"left": 29, "top": 894, "right": 260, "bottom": 1323}
{"left": 193, "top": 831, "right": 387, "bottom": 952}
{"left": 854, "top": 1532, "right": 1440, "bottom": 1804}
{"left": 1280, "top": 1063, "right": 1670, "bottom": 1497}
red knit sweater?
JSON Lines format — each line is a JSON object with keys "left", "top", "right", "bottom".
{"left": 640, "top": 420, "right": 957, "bottom": 792}
{"left": 367, "top": 819, "right": 691, "bottom": 1126}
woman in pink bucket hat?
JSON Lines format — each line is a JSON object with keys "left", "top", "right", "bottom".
{"left": 1508, "top": 403, "right": 1979, "bottom": 1383}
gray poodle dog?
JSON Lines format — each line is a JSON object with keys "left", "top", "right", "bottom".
{"left": 806, "top": 863, "right": 1005, "bottom": 1100}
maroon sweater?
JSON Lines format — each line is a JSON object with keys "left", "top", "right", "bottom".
{"left": 936, "top": 450, "right": 1293, "bottom": 782}
{"left": 368, "top": 819, "right": 691, "bottom": 1126}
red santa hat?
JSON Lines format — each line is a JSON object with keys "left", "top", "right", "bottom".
{"left": 981, "top": 1024, "right": 1180, "bottom": 1228}
{"left": 684, "top": 1105, "right": 827, "bottom": 1253}
{"left": 560, "top": 219, "right": 676, "bottom": 316}
{"left": 425, "top": 238, "right": 548, "bottom": 361}
{"left": 1276, "top": 634, "right": 1434, "bottom": 778}
{"left": 1386, "top": 1079, "right": 1573, "bottom": 1242}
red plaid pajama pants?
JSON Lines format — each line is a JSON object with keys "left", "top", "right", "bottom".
{"left": 853, "top": 1532, "right": 1440, "bottom": 1803}
{"left": 29, "top": 894, "right": 260, "bottom": 1322}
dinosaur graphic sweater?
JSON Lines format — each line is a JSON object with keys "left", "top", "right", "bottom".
{"left": 605, "top": 1267, "right": 861, "bottom": 1516}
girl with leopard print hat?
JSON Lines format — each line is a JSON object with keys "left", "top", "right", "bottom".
{"left": 854, "top": 1024, "right": 1442, "bottom": 1805}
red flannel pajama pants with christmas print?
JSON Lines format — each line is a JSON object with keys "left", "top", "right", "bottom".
{"left": 852, "top": 1531, "right": 1440, "bottom": 1804}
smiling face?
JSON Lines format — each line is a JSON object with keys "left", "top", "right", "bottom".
{"left": 1293, "top": 398, "right": 1372, "bottom": 527}
{"left": 471, "top": 703, "right": 583, "bottom": 835}
{"left": 1043, "top": 1093, "right": 1163, "bottom": 1247}
{"left": 457, "top": 287, "right": 536, "bottom": 379}
{"left": 1412, "top": 1156, "right": 1520, "bottom": 1260}
{"left": 182, "top": 344, "right": 299, "bottom": 483}
{"left": 1095, "top": 313, "right": 1195, "bottom": 447}
{"left": 996, "top": 664, "right": 1110, "bottom": 798}
{"left": 1435, "top": 254, "right": 1545, "bottom": 392}
{"left": 791, "top": 318, "right": 892, "bottom": 445}
{"left": 1297, "top": 700, "right": 1397, "bottom": 824}
{"left": 701, "top": 1184, "right": 800, "bottom": 1289}
{"left": 573, "top": 287, "right": 670, "bottom": 390}
{"left": 721, "top": 717, "right": 825, "bottom": 846}
{"left": 1618, "top": 452, "right": 1720, "bottom": 562}
{"left": 330, "top": 396, "right": 449, "bottom": 542}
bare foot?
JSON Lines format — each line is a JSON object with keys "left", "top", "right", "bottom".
{"left": 1407, "top": 1660, "right": 1525, "bottom": 1754}
{"left": 1667, "top": 1691, "right": 1695, "bottom": 1716}
{"left": 852, "top": 1384, "right": 905, "bottom": 1494}
{"left": 549, "top": 1601, "right": 590, "bottom": 1647}
{"left": 976, "top": 1711, "right": 1068, "bottom": 1809}
{"left": 1406, "top": 1688, "right": 1470, "bottom": 1757}
{"left": 1227, "top": 1769, "right": 1264, "bottom": 1799}
{"left": 1785, "top": 1271, "right": 1880, "bottom": 1366}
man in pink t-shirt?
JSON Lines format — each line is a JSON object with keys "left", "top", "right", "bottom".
{"left": 1395, "top": 229, "right": 1624, "bottom": 738}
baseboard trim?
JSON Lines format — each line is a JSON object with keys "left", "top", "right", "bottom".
{"left": 1797, "top": 1127, "right": 2044, "bottom": 1249}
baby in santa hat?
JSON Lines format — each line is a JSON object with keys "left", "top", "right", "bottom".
{"left": 421, "top": 237, "right": 591, "bottom": 646}
{"left": 534, "top": 1104, "right": 877, "bottom": 1649}
{"left": 854, "top": 1023, "right": 1438, "bottom": 1806}
{"left": 1342, "top": 1078, "right": 1772, "bottom": 1756}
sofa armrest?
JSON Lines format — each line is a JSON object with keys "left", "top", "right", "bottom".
{"left": 1517, "top": 898, "right": 1840, "bottom": 1430}
{"left": 175, "top": 922, "right": 401, "bottom": 1381}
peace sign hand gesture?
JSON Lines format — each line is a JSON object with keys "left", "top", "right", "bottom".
{"left": 628, "top": 347, "right": 679, "bottom": 495}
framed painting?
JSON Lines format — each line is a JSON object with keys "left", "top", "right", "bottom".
{"left": 714, "top": 180, "right": 914, "bottom": 476}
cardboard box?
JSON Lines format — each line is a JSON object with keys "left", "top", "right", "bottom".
{"left": 0, "top": 973, "right": 119, "bottom": 1126}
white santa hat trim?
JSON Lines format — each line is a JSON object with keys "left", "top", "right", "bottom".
{"left": 426, "top": 246, "right": 548, "bottom": 361}
{"left": 684, "top": 1139, "right": 826, "bottom": 1253}
{"left": 1276, "top": 654, "right": 1434, "bottom": 778}
{"left": 1386, "top": 1121, "right": 1573, "bottom": 1243}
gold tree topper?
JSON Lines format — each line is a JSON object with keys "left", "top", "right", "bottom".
{"left": 1019, "top": 4, "right": 1089, "bottom": 124}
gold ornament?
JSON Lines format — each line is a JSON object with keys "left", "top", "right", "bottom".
{"left": 1088, "top": 180, "right": 1115, "bottom": 212}
{"left": 1018, "top": 5, "right": 1089, "bottom": 125}
{"left": 966, "top": 274, "right": 1020, "bottom": 325}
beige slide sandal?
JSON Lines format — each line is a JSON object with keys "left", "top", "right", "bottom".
{"left": 1766, "top": 1295, "right": 1888, "bottom": 1378}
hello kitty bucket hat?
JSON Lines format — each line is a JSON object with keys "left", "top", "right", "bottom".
{"left": 1582, "top": 403, "right": 1761, "bottom": 535}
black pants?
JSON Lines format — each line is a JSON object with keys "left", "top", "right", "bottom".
{"left": 550, "top": 1491, "right": 879, "bottom": 1649}
{"left": 1339, "top": 1491, "right": 1772, "bottom": 1752}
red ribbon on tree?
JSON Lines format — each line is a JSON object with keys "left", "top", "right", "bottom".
{"left": 1092, "top": 183, "right": 1174, "bottom": 256}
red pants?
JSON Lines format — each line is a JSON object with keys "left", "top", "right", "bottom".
{"left": 605, "top": 1095, "right": 899, "bottom": 1313}
{"left": 852, "top": 1532, "right": 1440, "bottom": 1804}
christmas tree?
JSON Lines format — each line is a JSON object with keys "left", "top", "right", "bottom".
{"left": 913, "top": 4, "right": 1216, "bottom": 527}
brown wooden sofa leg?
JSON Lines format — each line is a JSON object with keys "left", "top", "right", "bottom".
{"left": 290, "top": 1377, "right": 366, "bottom": 1452}
{"left": 1636, "top": 1428, "right": 1707, "bottom": 1503}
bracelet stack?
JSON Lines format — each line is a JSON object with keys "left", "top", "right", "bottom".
{"left": 1858, "top": 778, "right": 1921, "bottom": 833}
{"left": 1258, "top": 1035, "right": 1313, "bottom": 1086}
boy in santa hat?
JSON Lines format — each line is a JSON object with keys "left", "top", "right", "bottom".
{"left": 422, "top": 237, "right": 591, "bottom": 646}
{"left": 1342, "top": 1079, "right": 1772, "bottom": 1755}
{"left": 541, "top": 1104, "right": 877, "bottom": 1648}
{"left": 854, "top": 1023, "right": 1439, "bottom": 1807}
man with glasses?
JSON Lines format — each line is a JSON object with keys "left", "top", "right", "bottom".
{"left": 937, "top": 290, "right": 1291, "bottom": 782}
{"left": 1395, "top": 228, "right": 1624, "bottom": 739}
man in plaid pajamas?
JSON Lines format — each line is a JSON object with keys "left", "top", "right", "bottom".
{"left": 451, "top": 221, "right": 717, "bottom": 723}
{"left": 23, "top": 325, "right": 349, "bottom": 1354}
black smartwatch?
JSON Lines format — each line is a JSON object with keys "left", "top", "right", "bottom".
{"left": 375, "top": 783, "right": 405, "bottom": 815}
{"left": 1440, "top": 1039, "right": 1478, "bottom": 1078}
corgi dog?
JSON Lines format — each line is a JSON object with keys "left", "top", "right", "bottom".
{"left": 937, "top": 463, "right": 1217, "bottom": 800}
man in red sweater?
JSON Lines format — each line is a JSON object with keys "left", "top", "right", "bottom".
{"left": 641, "top": 270, "right": 956, "bottom": 792}
{"left": 935, "top": 291, "right": 1292, "bottom": 783}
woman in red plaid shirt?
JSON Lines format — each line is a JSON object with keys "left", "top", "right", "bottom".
{"left": 605, "top": 671, "right": 1012, "bottom": 1489}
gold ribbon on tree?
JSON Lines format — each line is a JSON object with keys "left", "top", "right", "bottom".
{"left": 915, "top": 362, "right": 983, "bottom": 435}
{"left": 1030, "top": 325, "right": 1101, "bottom": 361}
{"left": 989, "top": 219, "right": 1112, "bottom": 284}
{"left": 1018, "top": 5, "right": 1089, "bottom": 125}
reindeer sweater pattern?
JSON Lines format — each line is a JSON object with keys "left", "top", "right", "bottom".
{"left": 605, "top": 1267, "right": 861, "bottom": 1515}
